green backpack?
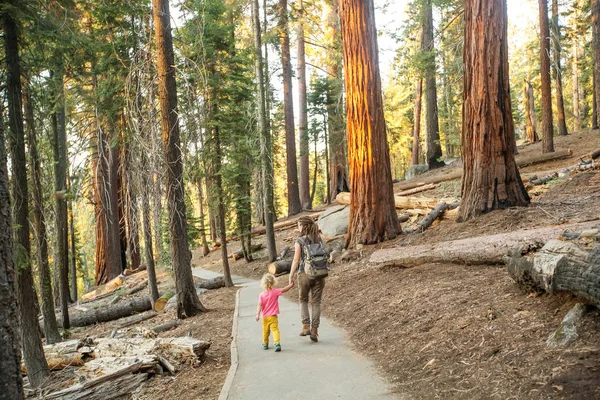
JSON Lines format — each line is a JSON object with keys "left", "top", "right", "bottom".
{"left": 301, "top": 237, "right": 329, "bottom": 279}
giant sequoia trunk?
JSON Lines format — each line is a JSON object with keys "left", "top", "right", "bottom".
{"left": 592, "top": 0, "right": 600, "bottom": 128}
{"left": 0, "top": 101, "right": 24, "bottom": 400}
{"left": 24, "top": 83, "right": 62, "bottom": 345}
{"left": 297, "top": 0, "right": 311, "bottom": 210}
{"left": 422, "top": 0, "right": 444, "bottom": 170}
{"left": 252, "top": 0, "right": 277, "bottom": 262}
{"left": 51, "top": 64, "right": 71, "bottom": 327}
{"left": 551, "top": 0, "right": 568, "bottom": 137}
{"left": 152, "top": 0, "right": 205, "bottom": 317}
{"left": 325, "top": 0, "right": 348, "bottom": 201}
{"left": 4, "top": 12, "right": 50, "bottom": 388}
{"left": 278, "top": 0, "right": 302, "bottom": 216}
{"left": 339, "top": 0, "right": 401, "bottom": 247}
{"left": 458, "top": 0, "right": 530, "bottom": 221}
{"left": 538, "top": 0, "right": 555, "bottom": 153}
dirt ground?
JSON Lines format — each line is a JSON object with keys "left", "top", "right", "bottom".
{"left": 199, "top": 129, "right": 600, "bottom": 399}
{"left": 40, "top": 271, "right": 236, "bottom": 400}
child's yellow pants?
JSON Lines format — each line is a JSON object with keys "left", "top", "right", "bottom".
{"left": 262, "top": 315, "right": 280, "bottom": 344}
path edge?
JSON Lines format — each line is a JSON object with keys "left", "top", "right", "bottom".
{"left": 218, "top": 286, "right": 242, "bottom": 400}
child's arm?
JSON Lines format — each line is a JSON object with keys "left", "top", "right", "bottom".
{"left": 280, "top": 281, "right": 294, "bottom": 294}
{"left": 256, "top": 301, "right": 262, "bottom": 321}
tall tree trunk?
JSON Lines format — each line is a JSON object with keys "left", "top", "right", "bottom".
{"left": 339, "top": 0, "right": 401, "bottom": 248}
{"left": 310, "top": 131, "right": 318, "bottom": 205}
{"left": 152, "top": 0, "right": 205, "bottom": 317}
{"left": 124, "top": 146, "right": 141, "bottom": 271}
{"left": 68, "top": 194, "right": 77, "bottom": 301}
{"left": 592, "top": 0, "right": 600, "bottom": 129}
{"left": 297, "top": 0, "right": 311, "bottom": 210}
{"left": 572, "top": 37, "right": 581, "bottom": 132}
{"left": 325, "top": 0, "right": 348, "bottom": 200}
{"left": 458, "top": 0, "right": 530, "bottom": 221}
{"left": 24, "top": 83, "right": 62, "bottom": 344}
{"left": 324, "top": 114, "right": 331, "bottom": 203}
{"left": 538, "top": 0, "right": 555, "bottom": 152}
{"left": 278, "top": 0, "right": 302, "bottom": 216}
{"left": 193, "top": 142, "right": 210, "bottom": 256}
{"left": 524, "top": 80, "right": 539, "bottom": 143}
{"left": 593, "top": 79, "right": 599, "bottom": 129}
{"left": 4, "top": 11, "right": 50, "bottom": 388}
{"left": 0, "top": 103, "right": 24, "bottom": 399}
{"left": 51, "top": 63, "right": 71, "bottom": 327}
{"left": 149, "top": 77, "right": 164, "bottom": 261}
{"left": 422, "top": 0, "right": 444, "bottom": 169}
{"left": 412, "top": 78, "right": 423, "bottom": 166}
{"left": 551, "top": 0, "right": 568, "bottom": 136}
{"left": 141, "top": 168, "right": 159, "bottom": 304}
{"left": 252, "top": 0, "right": 277, "bottom": 262}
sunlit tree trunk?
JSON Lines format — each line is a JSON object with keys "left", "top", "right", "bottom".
{"left": 412, "top": 78, "right": 423, "bottom": 166}
{"left": 422, "top": 0, "right": 444, "bottom": 169}
{"left": 24, "top": 83, "right": 62, "bottom": 344}
{"left": 278, "top": 0, "right": 302, "bottom": 216}
{"left": 152, "top": 0, "right": 205, "bottom": 317}
{"left": 551, "top": 0, "right": 568, "bottom": 136}
{"left": 524, "top": 80, "right": 539, "bottom": 143}
{"left": 538, "top": 0, "right": 555, "bottom": 152}
{"left": 0, "top": 104, "right": 24, "bottom": 399}
{"left": 458, "top": 0, "right": 530, "bottom": 221}
{"left": 253, "top": 0, "right": 277, "bottom": 262}
{"left": 4, "top": 10, "right": 50, "bottom": 387}
{"left": 68, "top": 193, "right": 77, "bottom": 301}
{"left": 339, "top": 0, "right": 401, "bottom": 247}
{"left": 572, "top": 37, "right": 581, "bottom": 132}
{"left": 297, "top": 0, "right": 311, "bottom": 210}
{"left": 123, "top": 145, "right": 141, "bottom": 271}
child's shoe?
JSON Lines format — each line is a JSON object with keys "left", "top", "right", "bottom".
{"left": 262, "top": 343, "right": 269, "bottom": 350}
{"left": 274, "top": 343, "right": 281, "bottom": 352}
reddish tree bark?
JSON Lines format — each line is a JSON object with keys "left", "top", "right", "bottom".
{"left": 592, "top": 0, "right": 600, "bottom": 128}
{"left": 524, "top": 80, "right": 539, "bottom": 143}
{"left": 278, "top": 0, "right": 302, "bottom": 216}
{"left": 152, "top": 0, "right": 206, "bottom": 317}
{"left": 458, "top": 0, "right": 530, "bottom": 221}
{"left": 538, "top": 0, "right": 555, "bottom": 153}
{"left": 339, "top": 0, "right": 401, "bottom": 247}
{"left": 297, "top": 0, "right": 311, "bottom": 210}
{"left": 412, "top": 78, "right": 423, "bottom": 166}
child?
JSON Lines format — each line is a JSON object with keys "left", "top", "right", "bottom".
{"left": 256, "top": 273, "right": 294, "bottom": 352}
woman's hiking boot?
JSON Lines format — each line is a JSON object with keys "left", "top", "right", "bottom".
{"left": 299, "top": 324, "right": 310, "bottom": 336}
{"left": 310, "top": 327, "right": 319, "bottom": 342}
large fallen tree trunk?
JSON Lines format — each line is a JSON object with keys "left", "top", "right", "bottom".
{"left": 369, "top": 221, "right": 600, "bottom": 268}
{"left": 268, "top": 260, "right": 293, "bottom": 275}
{"left": 396, "top": 183, "right": 437, "bottom": 196}
{"left": 55, "top": 297, "right": 152, "bottom": 328}
{"left": 230, "top": 243, "right": 264, "bottom": 261}
{"left": 335, "top": 192, "right": 458, "bottom": 210}
{"left": 394, "top": 148, "right": 574, "bottom": 191}
{"left": 195, "top": 276, "right": 226, "bottom": 290}
{"left": 250, "top": 212, "right": 322, "bottom": 236}
{"left": 505, "top": 239, "right": 600, "bottom": 306}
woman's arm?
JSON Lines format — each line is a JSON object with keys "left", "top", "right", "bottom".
{"left": 288, "top": 241, "right": 302, "bottom": 285}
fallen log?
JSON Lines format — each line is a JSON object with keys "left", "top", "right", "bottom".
{"left": 394, "top": 148, "right": 574, "bottom": 191}
{"left": 81, "top": 275, "right": 126, "bottom": 301}
{"left": 369, "top": 221, "right": 600, "bottom": 268}
{"left": 154, "top": 293, "right": 175, "bottom": 312}
{"left": 230, "top": 243, "right": 264, "bottom": 261}
{"left": 55, "top": 297, "right": 152, "bottom": 328}
{"left": 416, "top": 202, "right": 447, "bottom": 232}
{"left": 195, "top": 276, "right": 226, "bottom": 290}
{"left": 92, "top": 337, "right": 211, "bottom": 360}
{"left": 336, "top": 192, "right": 458, "bottom": 210}
{"left": 546, "top": 303, "right": 589, "bottom": 348}
{"left": 396, "top": 183, "right": 437, "bottom": 196}
{"left": 267, "top": 259, "right": 293, "bottom": 275}
{"left": 117, "top": 311, "right": 158, "bottom": 329}
{"left": 505, "top": 239, "right": 600, "bottom": 307}
{"left": 125, "top": 280, "right": 148, "bottom": 296}
{"left": 251, "top": 212, "right": 322, "bottom": 236}
{"left": 151, "top": 320, "right": 180, "bottom": 334}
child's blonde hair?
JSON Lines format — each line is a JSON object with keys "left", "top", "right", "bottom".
{"left": 261, "top": 273, "right": 276, "bottom": 290}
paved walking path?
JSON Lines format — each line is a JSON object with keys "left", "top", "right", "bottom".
{"left": 192, "top": 267, "right": 402, "bottom": 400}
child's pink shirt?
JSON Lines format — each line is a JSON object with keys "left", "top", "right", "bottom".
{"left": 259, "top": 289, "right": 283, "bottom": 318}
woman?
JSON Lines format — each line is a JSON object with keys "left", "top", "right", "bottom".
{"left": 289, "top": 216, "right": 326, "bottom": 342}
